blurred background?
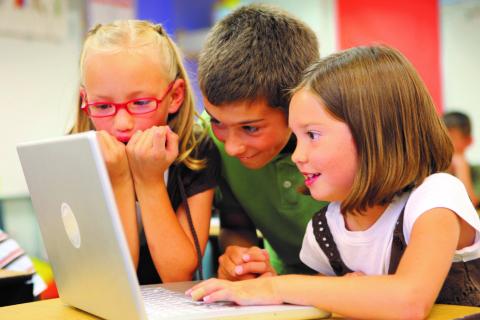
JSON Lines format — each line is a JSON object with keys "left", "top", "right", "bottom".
{"left": 0, "top": 0, "right": 479, "bottom": 295}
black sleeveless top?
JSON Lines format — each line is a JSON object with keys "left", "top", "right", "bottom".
{"left": 311, "top": 206, "right": 480, "bottom": 306}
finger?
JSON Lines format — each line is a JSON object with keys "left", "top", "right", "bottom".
{"left": 96, "top": 131, "right": 109, "bottom": 153}
{"left": 189, "top": 279, "right": 229, "bottom": 301}
{"left": 104, "top": 131, "right": 119, "bottom": 147}
{"left": 217, "top": 263, "right": 233, "bottom": 280}
{"left": 136, "top": 127, "right": 155, "bottom": 153}
{"left": 96, "top": 130, "right": 114, "bottom": 148}
{"left": 218, "top": 262, "right": 259, "bottom": 280}
{"left": 96, "top": 131, "right": 118, "bottom": 160}
{"left": 258, "top": 272, "right": 274, "bottom": 278}
{"left": 218, "top": 254, "right": 242, "bottom": 279}
{"left": 107, "top": 134, "right": 127, "bottom": 156}
{"left": 235, "top": 273, "right": 257, "bottom": 280}
{"left": 203, "top": 289, "right": 233, "bottom": 303}
{"left": 261, "top": 249, "right": 270, "bottom": 260}
{"left": 164, "top": 126, "right": 179, "bottom": 154}
{"left": 238, "top": 261, "right": 271, "bottom": 275}
{"left": 224, "top": 246, "right": 250, "bottom": 265}
{"left": 152, "top": 126, "right": 167, "bottom": 154}
{"left": 127, "top": 130, "right": 143, "bottom": 152}
{"left": 191, "top": 287, "right": 207, "bottom": 301}
{"left": 186, "top": 278, "right": 219, "bottom": 295}
{"left": 243, "top": 247, "right": 269, "bottom": 263}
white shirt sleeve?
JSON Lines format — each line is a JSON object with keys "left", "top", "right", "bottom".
{"left": 404, "top": 173, "right": 480, "bottom": 260}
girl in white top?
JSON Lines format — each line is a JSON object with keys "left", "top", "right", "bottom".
{"left": 187, "top": 45, "right": 480, "bottom": 319}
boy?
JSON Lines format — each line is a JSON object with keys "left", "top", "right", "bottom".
{"left": 443, "top": 111, "right": 480, "bottom": 208}
{"left": 198, "top": 4, "right": 326, "bottom": 280}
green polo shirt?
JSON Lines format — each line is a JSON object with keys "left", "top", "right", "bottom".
{"left": 207, "top": 123, "right": 327, "bottom": 274}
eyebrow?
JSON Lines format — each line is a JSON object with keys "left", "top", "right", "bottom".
{"left": 88, "top": 90, "right": 154, "bottom": 101}
{"left": 205, "top": 109, "right": 265, "bottom": 125}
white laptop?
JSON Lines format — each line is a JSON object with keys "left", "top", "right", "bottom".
{"left": 17, "top": 131, "right": 330, "bottom": 320}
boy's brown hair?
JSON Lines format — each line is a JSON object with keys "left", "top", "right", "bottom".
{"left": 296, "top": 46, "right": 453, "bottom": 214}
{"left": 198, "top": 4, "right": 319, "bottom": 112}
{"left": 443, "top": 111, "right": 472, "bottom": 137}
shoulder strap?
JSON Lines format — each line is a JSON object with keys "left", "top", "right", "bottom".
{"left": 388, "top": 207, "right": 406, "bottom": 274}
{"left": 312, "top": 206, "right": 353, "bottom": 276}
{"left": 176, "top": 172, "right": 203, "bottom": 280}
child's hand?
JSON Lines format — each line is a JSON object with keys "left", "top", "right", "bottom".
{"left": 218, "top": 246, "right": 277, "bottom": 281}
{"left": 96, "top": 130, "right": 131, "bottom": 184}
{"left": 126, "top": 126, "right": 179, "bottom": 186}
{"left": 185, "top": 277, "right": 282, "bottom": 306}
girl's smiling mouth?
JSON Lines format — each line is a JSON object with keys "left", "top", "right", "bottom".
{"left": 303, "top": 172, "right": 321, "bottom": 186}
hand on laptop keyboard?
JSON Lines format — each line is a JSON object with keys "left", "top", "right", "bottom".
{"left": 142, "top": 286, "right": 236, "bottom": 318}
{"left": 185, "top": 277, "right": 283, "bottom": 306}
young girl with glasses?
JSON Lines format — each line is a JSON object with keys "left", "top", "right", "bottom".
{"left": 71, "top": 20, "right": 219, "bottom": 284}
{"left": 187, "top": 46, "right": 480, "bottom": 318}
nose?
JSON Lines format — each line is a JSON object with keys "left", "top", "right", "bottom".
{"left": 291, "top": 141, "right": 307, "bottom": 165}
{"left": 224, "top": 132, "right": 246, "bottom": 157}
{"left": 113, "top": 108, "right": 134, "bottom": 132}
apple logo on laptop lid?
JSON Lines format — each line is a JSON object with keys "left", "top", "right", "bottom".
{"left": 61, "top": 202, "right": 81, "bottom": 249}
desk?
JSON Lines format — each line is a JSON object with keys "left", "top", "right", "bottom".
{"left": 0, "top": 299, "right": 98, "bottom": 319}
{"left": 0, "top": 299, "right": 479, "bottom": 320}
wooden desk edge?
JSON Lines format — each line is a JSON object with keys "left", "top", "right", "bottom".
{"left": 1, "top": 298, "right": 479, "bottom": 320}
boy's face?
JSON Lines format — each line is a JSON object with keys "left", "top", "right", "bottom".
{"left": 205, "top": 98, "right": 291, "bottom": 169}
{"left": 447, "top": 128, "right": 472, "bottom": 154}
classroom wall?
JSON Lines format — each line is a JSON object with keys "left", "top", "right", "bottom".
{"left": 0, "top": 2, "right": 84, "bottom": 199}
{"left": 441, "top": 0, "right": 480, "bottom": 163}
{"left": 259, "top": 0, "right": 337, "bottom": 57}
{"left": 0, "top": 1, "right": 85, "bottom": 258}
{"left": 0, "top": 0, "right": 137, "bottom": 258}
{"left": 337, "top": 0, "right": 443, "bottom": 112}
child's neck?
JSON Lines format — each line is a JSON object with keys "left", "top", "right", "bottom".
{"left": 344, "top": 204, "right": 389, "bottom": 231}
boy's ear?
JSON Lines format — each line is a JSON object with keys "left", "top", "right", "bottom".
{"left": 168, "top": 79, "right": 185, "bottom": 114}
{"left": 466, "top": 135, "right": 473, "bottom": 147}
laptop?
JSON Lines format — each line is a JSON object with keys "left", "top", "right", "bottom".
{"left": 17, "top": 131, "right": 330, "bottom": 320}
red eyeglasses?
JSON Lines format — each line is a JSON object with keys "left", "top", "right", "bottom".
{"left": 81, "top": 81, "right": 174, "bottom": 118}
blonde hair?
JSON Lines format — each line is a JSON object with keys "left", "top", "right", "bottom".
{"left": 295, "top": 46, "right": 453, "bottom": 214}
{"left": 71, "top": 20, "right": 207, "bottom": 170}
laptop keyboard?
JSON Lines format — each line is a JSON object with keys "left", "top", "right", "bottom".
{"left": 141, "top": 286, "right": 237, "bottom": 319}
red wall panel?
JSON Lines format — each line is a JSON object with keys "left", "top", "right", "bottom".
{"left": 337, "top": 0, "right": 442, "bottom": 111}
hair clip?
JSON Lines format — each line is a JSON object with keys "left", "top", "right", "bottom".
{"left": 155, "top": 24, "right": 166, "bottom": 36}
{"left": 88, "top": 23, "right": 102, "bottom": 36}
